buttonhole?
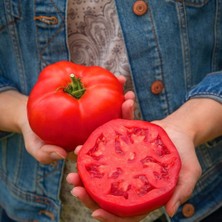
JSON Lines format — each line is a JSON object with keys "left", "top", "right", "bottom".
{"left": 34, "top": 16, "right": 58, "bottom": 25}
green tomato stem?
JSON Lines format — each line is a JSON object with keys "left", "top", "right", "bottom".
{"left": 64, "top": 74, "right": 85, "bottom": 99}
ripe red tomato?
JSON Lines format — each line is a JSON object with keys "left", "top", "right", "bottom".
{"left": 27, "top": 61, "right": 124, "bottom": 151}
{"left": 77, "top": 119, "right": 181, "bottom": 217}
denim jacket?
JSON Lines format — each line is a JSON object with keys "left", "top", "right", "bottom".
{"left": 0, "top": 0, "right": 222, "bottom": 221}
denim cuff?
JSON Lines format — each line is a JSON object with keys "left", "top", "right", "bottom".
{"left": 186, "top": 72, "right": 222, "bottom": 103}
{"left": 0, "top": 77, "right": 18, "bottom": 138}
{"left": 0, "top": 76, "right": 17, "bottom": 92}
{"left": 0, "top": 131, "right": 13, "bottom": 139}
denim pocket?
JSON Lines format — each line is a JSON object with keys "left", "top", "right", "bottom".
{"left": 0, "top": 0, "right": 21, "bottom": 32}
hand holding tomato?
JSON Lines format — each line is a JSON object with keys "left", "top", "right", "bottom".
{"left": 24, "top": 75, "right": 135, "bottom": 163}
{"left": 0, "top": 90, "right": 67, "bottom": 164}
{"left": 67, "top": 118, "right": 201, "bottom": 221}
{"left": 67, "top": 119, "right": 181, "bottom": 221}
{"left": 27, "top": 61, "right": 135, "bottom": 152}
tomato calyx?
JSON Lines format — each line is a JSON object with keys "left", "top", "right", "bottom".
{"left": 64, "top": 74, "right": 86, "bottom": 99}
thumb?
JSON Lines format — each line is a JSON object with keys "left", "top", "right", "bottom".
{"left": 165, "top": 166, "right": 202, "bottom": 217}
{"left": 28, "top": 144, "right": 67, "bottom": 164}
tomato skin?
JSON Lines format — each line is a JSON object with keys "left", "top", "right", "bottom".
{"left": 27, "top": 61, "right": 124, "bottom": 151}
{"left": 77, "top": 119, "right": 181, "bottom": 217}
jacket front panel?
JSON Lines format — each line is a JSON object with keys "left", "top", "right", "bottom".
{"left": 116, "top": 0, "right": 222, "bottom": 121}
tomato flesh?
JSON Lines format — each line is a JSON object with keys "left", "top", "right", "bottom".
{"left": 77, "top": 119, "right": 181, "bottom": 217}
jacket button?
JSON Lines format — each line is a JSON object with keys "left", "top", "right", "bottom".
{"left": 133, "top": 1, "right": 148, "bottom": 16}
{"left": 182, "top": 203, "right": 195, "bottom": 218}
{"left": 150, "top": 80, "right": 164, "bottom": 94}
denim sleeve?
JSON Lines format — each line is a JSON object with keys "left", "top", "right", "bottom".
{"left": 0, "top": 76, "right": 18, "bottom": 139}
{"left": 186, "top": 72, "right": 222, "bottom": 103}
{"left": 0, "top": 75, "right": 17, "bottom": 92}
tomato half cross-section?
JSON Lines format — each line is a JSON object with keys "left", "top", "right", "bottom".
{"left": 27, "top": 61, "right": 124, "bottom": 151}
{"left": 77, "top": 119, "right": 181, "bottom": 217}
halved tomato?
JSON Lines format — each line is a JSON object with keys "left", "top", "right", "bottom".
{"left": 77, "top": 119, "right": 181, "bottom": 217}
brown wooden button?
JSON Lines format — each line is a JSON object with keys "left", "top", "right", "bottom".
{"left": 182, "top": 203, "right": 195, "bottom": 218}
{"left": 150, "top": 80, "right": 164, "bottom": 94}
{"left": 133, "top": 1, "right": 148, "bottom": 16}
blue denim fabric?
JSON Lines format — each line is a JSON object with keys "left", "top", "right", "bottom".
{"left": 0, "top": 0, "right": 68, "bottom": 221}
{"left": 187, "top": 72, "right": 222, "bottom": 103}
{"left": 0, "top": 208, "right": 16, "bottom": 222}
{"left": 115, "top": 0, "right": 222, "bottom": 121}
{"left": 0, "top": 0, "right": 222, "bottom": 221}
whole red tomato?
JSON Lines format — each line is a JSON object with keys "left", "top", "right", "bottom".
{"left": 27, "top": 61, "right": 124, "bottom": 151}
{"left": 77, "top": 119, "right": 181, "bottom": 217}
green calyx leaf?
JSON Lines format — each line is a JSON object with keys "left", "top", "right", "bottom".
{"left": 64, "top": 74, "right": 86, "bottom": 99}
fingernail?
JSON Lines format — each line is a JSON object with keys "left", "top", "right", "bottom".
{"left": 71, "top": 188, "right": 78, "bottom": 198}
{"left": 50, "top": 152, "right": 65, "bottom": 160}
{"left": 169, "top": 202, "right": 180, "bottom": 217}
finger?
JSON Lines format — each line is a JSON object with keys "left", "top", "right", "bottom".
{"left": 92, "top": 209, "right": 145, "bottom": 222}
{"left": 66, "top": 173, "right": 83, "bottom": 186}
{"left": 122, "top": 99, "right": 135, "bottom": 120}
{"left": 74, "top": 145, "right": 82, "bottom": 155}
{"left": 71, "top": 186, "right": 99, "bottom": 211}
{"left": 124, "top": 91, "right": 135, "bottom": 100}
